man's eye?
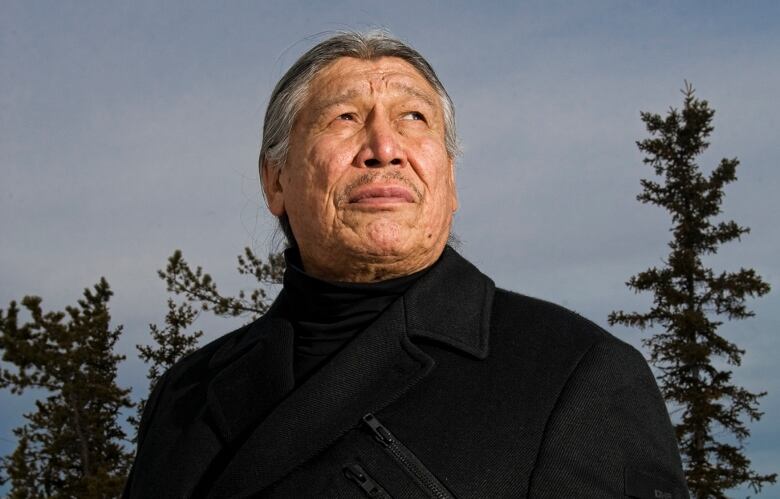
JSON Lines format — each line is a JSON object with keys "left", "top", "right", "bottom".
{"left": 337, "top": 113, "right": 355, "bottom": 121}
{"left": 401, "top": 111, "right": 426, "bottom": 122}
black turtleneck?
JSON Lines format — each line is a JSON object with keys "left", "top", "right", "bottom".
{"left": 279, "top": 249, "right": 430, "bottom": 384}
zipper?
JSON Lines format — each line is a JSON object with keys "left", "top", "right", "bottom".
{"left": 362, "top": 413, "right": 456, "bottom": 499}
{"left": 343, "top": 463, "right": 393, "bottom": 499}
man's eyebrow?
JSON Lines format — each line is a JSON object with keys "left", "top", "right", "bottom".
{"left": 390, "top": 82, "right": 437, "bottom": 108}
{"left": 310, "top": 88, "right": 363, "bottom": 116}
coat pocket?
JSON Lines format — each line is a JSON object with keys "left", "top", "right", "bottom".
{"left": 344, "top": 462, "right": 394, "bottom": 498}
{"left": 362, "top": 413, "right": 456, "bottom": 499}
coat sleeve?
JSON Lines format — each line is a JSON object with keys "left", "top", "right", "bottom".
{"left": 527, "top": 338, "right": 690, "bottom": 498}
{"left": 122, "top": 371, "right": 171, "bottom": 498}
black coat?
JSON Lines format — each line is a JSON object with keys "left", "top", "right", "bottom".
{"left": 124, "top": 247, "right": 689, "bottom": 498}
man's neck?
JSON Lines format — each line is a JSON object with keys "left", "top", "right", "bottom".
{"left": 295, "top": 245, "right": 446, "bottom": 283}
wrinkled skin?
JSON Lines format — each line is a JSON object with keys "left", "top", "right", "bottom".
{"left": 263, "top": 56, "right": 458, "bottom": 282}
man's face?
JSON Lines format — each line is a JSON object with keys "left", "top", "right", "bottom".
{"left": 263, "top": 56, "right": 457, "bottom": 281}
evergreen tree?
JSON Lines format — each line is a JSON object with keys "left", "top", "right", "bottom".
{"left": 0, "top": 278, "right": 133, "bottom": 498}
{"left": 608, "top": 83, "right": 775, "bottom": 498}
{"left": 159, "top": 247, "right": 285, "bottom": 320}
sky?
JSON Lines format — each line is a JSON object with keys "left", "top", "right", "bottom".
{"left": 1, "top": 1, "right": 778, "bottom": 496}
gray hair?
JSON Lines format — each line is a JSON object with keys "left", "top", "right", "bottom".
{"left": 259, "top": 30, "right": 459, "bottom": 248}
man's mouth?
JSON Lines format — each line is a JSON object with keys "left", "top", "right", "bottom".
{"left": 348, "top": 185, "right": 416, "bottom": 205}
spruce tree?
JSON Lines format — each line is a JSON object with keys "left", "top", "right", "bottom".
{"left": 0, "top": 278, "right": 133, "bottom": 498}
{"left": 159, "top": 247, "right": 285, "bottom": 320}
{"left": 608, "top": 83, "right": 775, "bottom": 498}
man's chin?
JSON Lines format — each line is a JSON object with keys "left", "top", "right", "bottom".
{"left": 352, "top": 219, "right": 410, "bottom": 255}
{"left": 349, "top": 238, "right": 410, "bottom": 259}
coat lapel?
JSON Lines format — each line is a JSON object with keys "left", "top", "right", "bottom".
{"left": 208, "top": 297, "right": 435, "bottom": 498}
{"left": 403, "top": 246, "right": 494, "bottom": 360}
{"left": 206, "top": 315, "right": 296, "bottom": 444}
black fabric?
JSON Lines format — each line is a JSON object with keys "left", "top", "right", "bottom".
{"left": 124, "top": 246, "right": 690, "bottom": 498}
{"left": 280, "top": 249, "right": 429, "bottom": 383}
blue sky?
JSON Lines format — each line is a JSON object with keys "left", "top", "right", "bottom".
{"left": 2, "top": 1, "right": 778, "bottom": 496}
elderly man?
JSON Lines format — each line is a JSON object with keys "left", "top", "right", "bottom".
{"left": 125, "top": 32, "right": 689, "bottom": 498}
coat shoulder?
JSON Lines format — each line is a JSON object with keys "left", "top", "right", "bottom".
{"left": 488, "top": 288, "right": 652, "bottom": 393}
{"left": 491, "top": 287, "right": 622, "bottom": 355}
{"left": 484, "top": 288, "right": 649, "bottom": 409}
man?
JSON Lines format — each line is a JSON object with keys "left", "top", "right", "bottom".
{"left": 125, "top": 31, "right": 689, "bottom": 498}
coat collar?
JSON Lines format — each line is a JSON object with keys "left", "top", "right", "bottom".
{"left": 206, "top": 245, "right": 494, "bottom": 373}
{"left": 402, "top": 245, "right": 494, "bottom": 360}
{"left": 201, "top": 246, "right": 495, "bottom": 497}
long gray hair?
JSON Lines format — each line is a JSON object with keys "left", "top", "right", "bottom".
{"left": 259, "top": 30, "right": 459, "bottom": 248}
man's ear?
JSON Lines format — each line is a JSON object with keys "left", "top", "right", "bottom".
{"left": 261, "top": 157, "right": 286, "bottom": 216}
{"left": 449, "top": 158, "right": 458, "bottom": 213}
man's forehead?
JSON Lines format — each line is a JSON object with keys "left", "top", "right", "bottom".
{"left": 307, "top": 56, "right": 439, "bottom": 104}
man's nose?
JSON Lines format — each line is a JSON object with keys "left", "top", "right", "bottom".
{"left": 354, "top": 113, "right": 406, "bottom": 168}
